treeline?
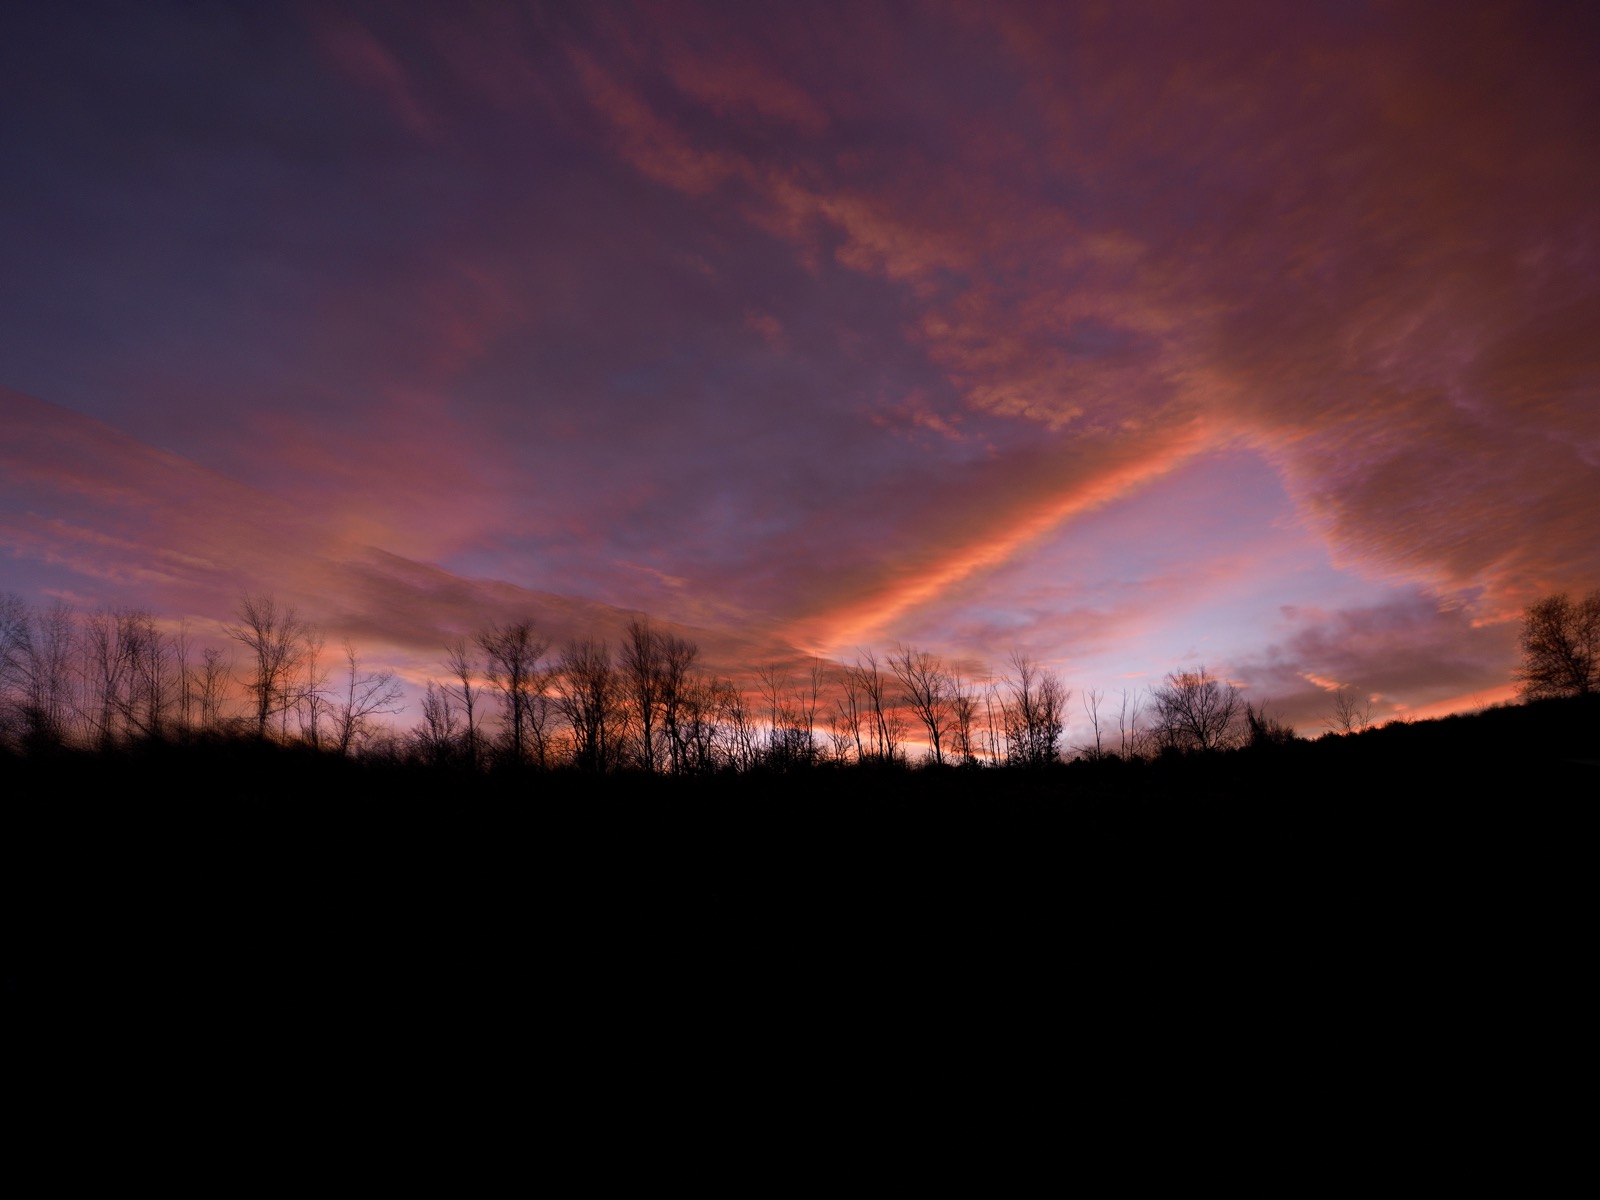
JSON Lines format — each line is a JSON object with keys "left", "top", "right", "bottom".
{"left": 0, "top": 593, "right": 399, "bottom": 755}
{"left": 1, "top": 589, "right": 1303, "bottom": 772}
{"left": 413, "top": 626, "right": 1083, "bottom": 774}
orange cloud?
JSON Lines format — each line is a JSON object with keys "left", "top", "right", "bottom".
{"left": 792, "top": 422, "right": 1214, "bottom": 654}
{"left": 663, "top": 48, "right": 828, "bottom": 137}
{"left": 568, "top": 50, "right": 737, "bottom": 195}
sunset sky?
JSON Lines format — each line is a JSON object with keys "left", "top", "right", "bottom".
{"left": 4, "top": 0, "right": 1597, "bottom": 735}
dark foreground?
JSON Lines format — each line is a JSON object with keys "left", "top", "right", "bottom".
{"left": 4, "top": 698, "right": 1595, "bottom": 1098}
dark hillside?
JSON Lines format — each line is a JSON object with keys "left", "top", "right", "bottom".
{"left": 5, "top": 698, "right": 1595, "bottom": 1056}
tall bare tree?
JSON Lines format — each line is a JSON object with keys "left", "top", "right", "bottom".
{"left": 833, "top": 665, "right": 867, "bottom": 765}
{"left": 1002, "top": 652, "right": 1067, "bottom": 767}
{"left": 1079, "top": 688, "right": 1107, "bottom": 761}
{"left": 416, "top": 680, "right": 460, "bottom": 765}
{"left": 478, "top": 620, "right": 550, "bottom": 764}
{"left": 658, "top": 633, "right": 699, "bottom": 774}
{"left": 334, "top": 639, "right": 404, "bottom": 755}
{"left": 82, "top": 609, "right": 134, "bottom": 745}
{"left": 982, "top": 681, "right": 1005, "bottom": 765}
{"left": 754, "top": 662, "right": 789, "bottom": 764}
{"left": 890, "top": 644, "right": 953, "bottom": 765}
{"left": 849, "top": 651, "right": 902, "bottom": 765}
{"left": 1117, "top": 689, "right": 1147, "bottom": 760}
{"left": 949, "top": 671, "right": 979, "bottom": 766}
{"left": 556, "top": 638, "right": 617, "bottom": 772}
{"left": 127, "top": 612, "right": 178, "bottom": 739}
{"left": 194, "top": 647, "right": 232, "bottom": 733}
{"left": 0, "top": 595, "right": 75, "bottom": 745}
{"left": 675, "top": 671, "right": 721, "bottom": 774}
{"left": 445, "top": 638, "right": 484, "bottom": 768}
{"left": 227, "top": 594, "right": 307, "bottom": 738}
{"left": 621, "top": 618, "right": 666, "bottom": 772}
{"left": 294, "top": 630, "right": 332, "bottom": 748}
{"left": 717, "top": 676, "right": 759, "bottom": 772}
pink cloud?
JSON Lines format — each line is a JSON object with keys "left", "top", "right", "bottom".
{"left": 312, "top": 12, "right": 440, "bottom": 140}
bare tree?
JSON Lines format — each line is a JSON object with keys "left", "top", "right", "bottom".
{"left": 850, "top": 651, "right": 902, "bottom": 765}
{"left": 825, "top": 703, "right": 856, "bottom": 765}
{"left": 752, "top": 661, "right": 820, "bottom": 769}
{"left": 834, "top": 664, "right": 867, "bottom": 764}
{"left": 478, "top": 620, "right": 550, "bottom": 764}
{"left": 556, "top": 638, "right": 618, "bottom": 772}
{"left": 79, "top": 609, "right": 174, "bottom": 744}
{"left": 675, "top": 672, "right": 721, "bottom": 774}
{"left": 717, "top": 676, "right": 758, "bottom": 772}
{"left": 194, "top": 647, "right": 232, "bottom": 733}
{"left": 0, "top": 594, "right": 31, "bottom": 742}
{"left": 0, "top": 596, "right": 75, "bottom": 746}
{"left": 1150, "top": 667, "right": 1244, "bottom": 753}
{"left": 81, "top": 609, "right": 134, "bottom": 745}
{"left": 982, "top": 681, "right": 1005, "bottom": 766}
{"left": 294, "top": 630, "right": 332, "bottom": 748}
{"left": 334, "top": 639, "right": 404, "bottom": 755}
{"left": 1002, "top": 651, "right": 1067, "bottom": 767}
{"left": 754, "top": 662, "right": 790, "bottom": 765}
{"left": 445, "top": 638, "right": 484, "bottom": 768}
{"left": 793, "top": 657, "right": 825, "bottom": 767}
{"left": 658, "top": 633, "right": 699, "bottom": 774}
{"left": 227, "top": 594, "right": 307, "bottom": 738}
{"left": 127, "top": 612, "right": 178, "bottom": 739}
{"left": 1516, "top": 590, "right": 1600, "bottom": 700}
{"left": 890, "top": 644, "right": 953, "bottom": 765}
{"left": 1329, "top": 686, "right": 1374, "bottom": 734}
{"left": 172, "top": 620, "right": 195, "bottom": 734}
{"left": 1117, "top": 689, "right": 1148, "bottom": 760}
{"left": 621, "top": 618, "right": 666, "bottom": 772}
{"left": 415, "top": 680, "right": 460, "bottom": 766}
{"left": 1078, "top": 688, "right": 1107, "bottom": 761}
{"left": 949, "top": 671, "right": 979, "bottom": 766}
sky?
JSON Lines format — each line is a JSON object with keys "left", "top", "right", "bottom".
{"left": 3, "top": 0, "right": 1598, "bottom": 736}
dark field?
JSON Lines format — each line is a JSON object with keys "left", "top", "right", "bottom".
{"left": 6, "top": 697, "right": 1595, "bottom": 1070}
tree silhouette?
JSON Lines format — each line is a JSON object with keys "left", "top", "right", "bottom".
{"left": 1329, "top": 686, "right": 1373, "bottom": 734}
{"left": 293, "top": 630, "right": 331, "bottom": 747}
{"left": 416, "top": 680, "right": 460, "bottom": 765}
{"left": 621, "top": 618, "right": 665, "bottom": 771}
{"left": 1150, "top": 667, "right": 1243, "bottom": 753}
{"left": 477, "top": 620, "right": 550, "bottom": 764}
{"left": 1002, "top": 651, "right": 1066, "bottom": 767}
{"left": 1516, "top": 591, "right": 1600, "bottom": 700}
{"left": 194, "top": 646, "right": 232, "bottom": 732}
{"left": 890, "top": 645, "right": 953, "bottom": 765}
{"left": 227, "top": 594, "right": 307, "bottom": 738}
{"left": 657, "top": 632, "right": 699, "bottom": 774}
{"left": 333, "top": 639, "right": 403, "bottom": 755}
{"left": 556, "top": 637, "right": 618, "bottom": 772}
{"left": 0, "top": 594, "right": 74, "bottom": 745}
{"left": 847, "top": 651, "right": 902, "bottom": 765}
{"left": 445, "top": 638, "right": 484, "bottom": 768}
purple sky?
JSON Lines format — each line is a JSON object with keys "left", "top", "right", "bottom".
{"left": 4, "top": 0, "right": 1598, "bottom": 733}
